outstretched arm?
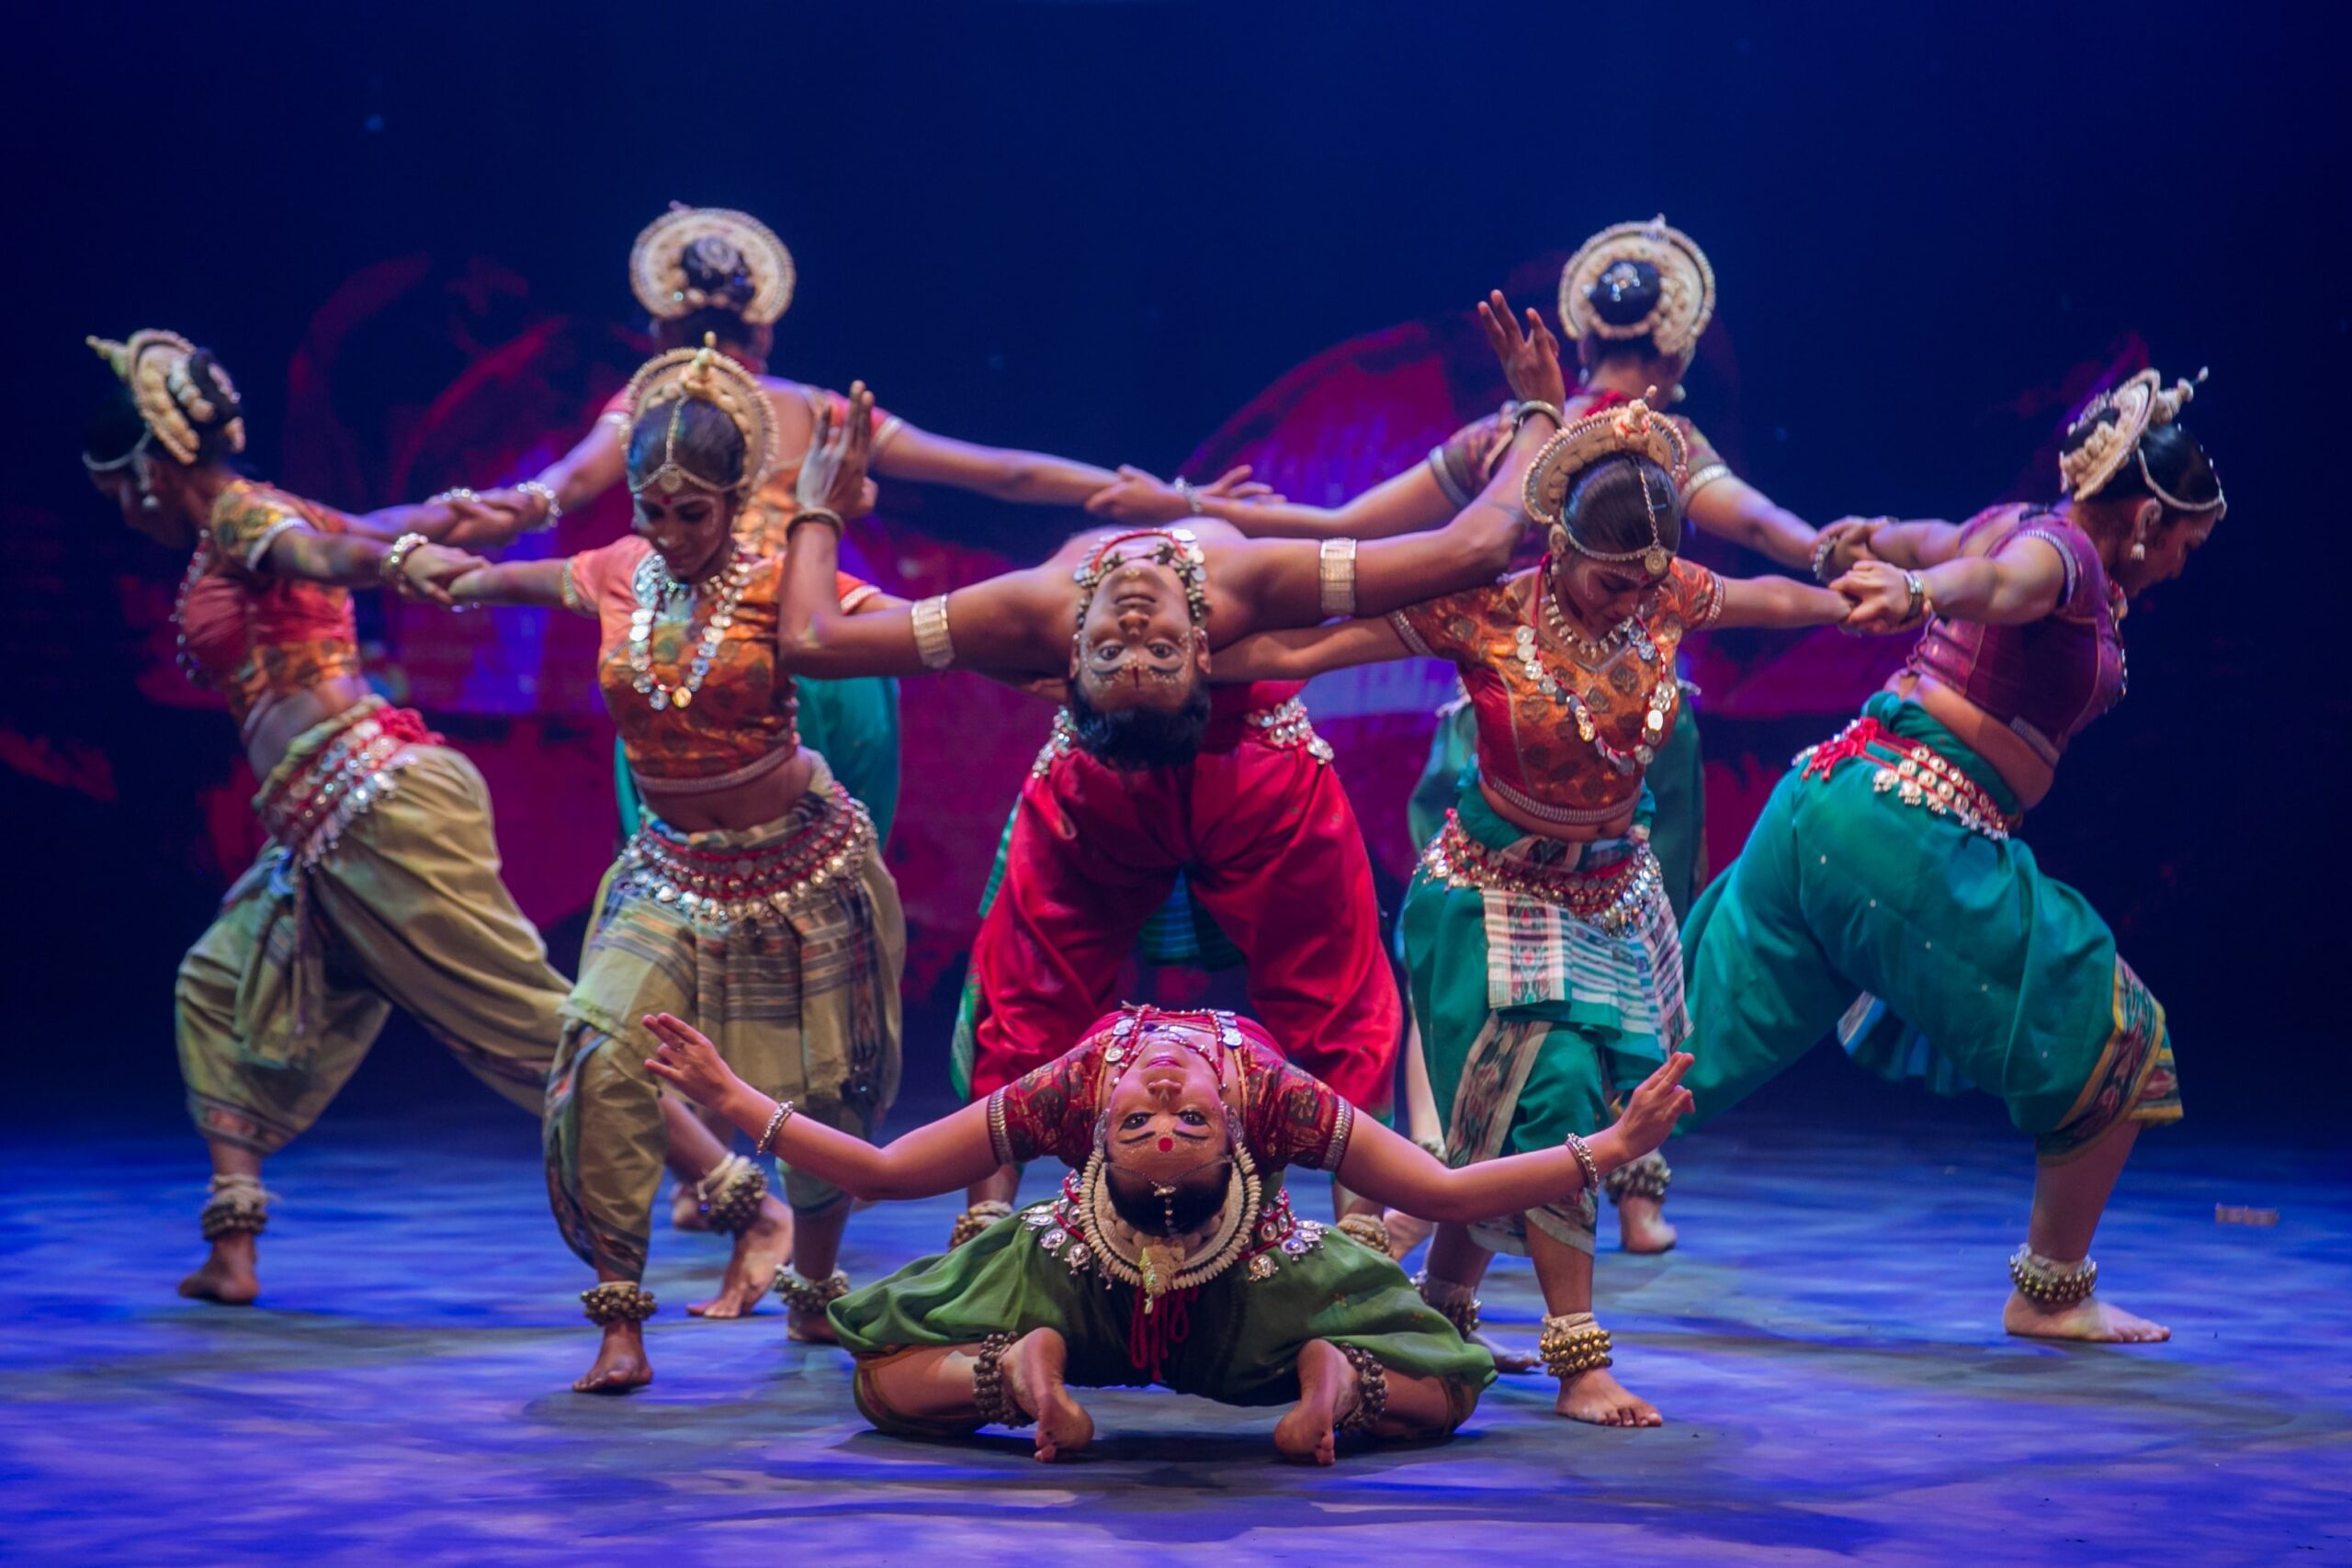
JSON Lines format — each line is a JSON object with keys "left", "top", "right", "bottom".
{"left": 261, "top": 528, "right": 484, "bottom": 607}
{"left": 646, "top": 1013, "right": 1001, "bottom": 1201}
{"left": 876, "top": 422, "right": 1118, "bottom": 508}
{"left": 1712, "top": 574, "right": 1851, "bottom": 631}
{"left": 1837, "top": 533, "right": 2066, "bottom": 634}
{"left": 1685, "top": 477, "right": 1819, "bottom": 571}
{"left": 1213, "top": 616, "right": 1414, "bottom": 683}
{"left": 1335, "top": 1054, "right": 1693, "bottom": 1223}
{"left": 1088, "top": 462, "right": 1455, "bottom": 541}
{"left": 447, "top": 558, "right": 569, "bottom": 610}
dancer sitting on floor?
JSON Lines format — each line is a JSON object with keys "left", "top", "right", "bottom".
{"left": 643, "top": 1003, "right": 1694, "bottom": 1464}
{"left": 764, "top": 303, "right": 1555, "bottom": 1248}
{"left": 1683, "top": 367, "right": 2223, "bottom": 1344}
{"left": 1206, "top": 303, "right": 1849, "bottom": 1427}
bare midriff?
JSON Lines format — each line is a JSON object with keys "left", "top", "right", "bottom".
{"left": 1887, "top": 671, "right": 2055, "bottom": 810}
{"left": 1481, "top": 782, "right": 1638, "bottom": 843}
{"left": 241, "top": 676, "right": 376, "bottom": 779}
{"left": 636, "top": 750, "right": 817, "bottom": 834}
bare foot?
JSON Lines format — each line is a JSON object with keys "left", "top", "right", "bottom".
{"left": 1557, "top": 1366, "right": 1661, "bottom": 1427}
{"left": 1383, "top": 1208, "right": 1434, "bottom": 1260}
{"left": 688, "top": 1197, "right": 793, "bottom": 1319}
{"left": 177, "top": 1236, "right": 259, "bottom": 1305}
{"left": 2003, "top": 1289, "right": 2170, "bottom": 1343}
{"left": 1470, "top": 1328, "right": 1539, "bottom": 1374}
{"left": 1615, "top": 1194, "right": 1678, "bottom": 1255}
{"left": 786, "top": 1299, "right": 842, "bottom": 1344}
{"left": 670, "top": 1182, "right": 711, "bottom": 1233}
{"left": 574, "top": 1323, "right": 653, "bottom": 1394}
{"left": 1273, "top": 1338, "right": 1357, "bottom": 1465}
{"left": 1002, "top": 1327, "right": 1092, "bottom": 1462}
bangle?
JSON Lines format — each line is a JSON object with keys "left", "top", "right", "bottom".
{"left": 1902, "top": 570, "right": 1928, "bottom": 626}
{"left": 1173, "top": 477, "right": 1205, "bottom": 515}
{"left": 1317, "top": 537, "right": 1359, "bottom": 618}
{"left": 911, "top": 593, "right": 956, "bottom": 671}
{"left": 1564, "top": 1132, "right": 1601, "bottom": 1197}
{"left": 380, "top": 532, "right": 430, "bottom": 598}
{"left": 1809, "top": 532, "right": 1840, "bottom": 584}
{"left": 1510, "top": 400, "right": 1566, "bottom": 434}
{"left": 755, "top": 1098, "right": 797, "bottom": 1157}
{"left": 428, "top": 487, "right": 479, "bottom": 507}
{"left": 788, "top": 507, "right": 843, "bottom": 536}
{"left": 514, "top": 479, "right": 562, "bottom": 532}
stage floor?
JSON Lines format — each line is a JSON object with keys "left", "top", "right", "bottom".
{"left": 3, "top": 1106, "right": 2345, "bottom": 1565}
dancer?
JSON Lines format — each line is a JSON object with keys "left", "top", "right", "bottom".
{"left": 766, "top": 301, "right": 1555, "bottom": 1250}
{"left": 1682, "top": 367, "right": 2222, "bottom": 1344}
{"left": 82, "top": 330, "right": 573, "bottom": 1307}
{"left": 1209, "top": 320, "right": 1849, "bottom": 1426}
{"left": 448, "top": 340, "right": 903, "bottom": 1391}
{"left": 1087, "top": 218, "right": 1820, "bottom": 1253}
{"left": 643, "top": 1002, "right": 1695, "bottom": 1463}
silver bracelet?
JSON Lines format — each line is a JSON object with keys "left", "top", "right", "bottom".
{"left": 515, "top": 479, "right": 562, "bottom": 533}
{"left": 1510, "top": 400, "right": 1566, "bottom": 434}
{"left": 1318, "top": 537, "right": 1359, "bottom": 618}
{"left": 1809, "top": 532, "right": 1839, "bottom": 584}
{"left": 1564, "top": 1133, "right": 1601, "bottom": 1197}
{"left": 911, "top": 593, "right": 956, "bottom": 671}
{"left": 428, "top": 487, "right": 480, "bottom": 507}
{"left": 755, "top": 1098, "right": 797, "bottom": 1157}
{"left": 1173, "top": 477, "right": 1204, "bottom": 515}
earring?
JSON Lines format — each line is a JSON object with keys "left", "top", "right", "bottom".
{"left": 138, "top": 484, "right": 161, "bottom": 513}
{"left": 1548, "top": 523, "right": 1572, "bottom": 560}
{"left": 2129, "top": 540, "right": 2147, "bottom": 561}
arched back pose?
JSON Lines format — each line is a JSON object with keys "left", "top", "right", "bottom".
{"left": 1210, "top": 379, "right": 1848, "bottom": 1427}
{"left": 83, "top": 330, "right": 574, "bottom": 1307}
{"left": 448, "top": 342, "right": 904, "bottom": 1391}
{"left": 1683, "top": 368, "right": 2223, "bottom": 1344}
{"left": 643, "top": 1003, "right": 1694, "bottom": 1464}
{"left": 768, "top": 301, "right": 1555, "bottom": 1249}
{"left": 1087, "top": 219, "right": 1823, "bottom": 1253}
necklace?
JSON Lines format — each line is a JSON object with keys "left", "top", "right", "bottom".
{"left": 628, "top": 539, "right": 754, "bottom": 712}
{"left": 1513, "top": 579, "right": 1678, "bottom": 775}
{"left": 171, "top": 536, "right": 217, "bottom": 689}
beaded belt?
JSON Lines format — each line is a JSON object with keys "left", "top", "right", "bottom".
{"left": 1030, "top": 694, "right": 1331, "bottom": 777}
{"left": 255, "top": 705, "right": 441, "bottom": 866}
{"left": 615, "top": 784, "right": 875, "bottom": 928}
{"left": 1793, "top": 716, "right": 2018, "bottom": 840}
{"left": 1419, "top": 810, "right": 1665, "bottom": 934}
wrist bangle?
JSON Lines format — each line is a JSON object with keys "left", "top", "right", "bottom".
{"left": 1564, "top": 1132, "right": 1601, "bottom": 1197}
{"left": 1902, "top": 570, "right": 1928, "bottom": 626}
{"left": 428, "top": 487, "right": 479, "bottom": 508}
{"left": 1510, "top": 400, "right": 1566, "bottom": 434}
{"left": 1317, "top": 537, "right": 1360, "bottom": 618}
{"left": 380, "top": 532, "right": 430, "bottom": 598}
{"left": 1173, "top": 477, "right": 1204, "bottom": 515}
{"left": 514, "top": 479, "right": 562, "bottom": 532}
{"left": 1809, "top": 533, "right": 1839, "bottom": 584}
{"left": 911, "top": 593, "right": 956, "bottom": 671}
{"left": 755, "top": 1098, "right": 797, "bottom": 1156}
{"left": 788, "top": 507, "right": 843, "bottom": 536}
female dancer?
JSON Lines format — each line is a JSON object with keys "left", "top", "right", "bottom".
{"left": 766, "top": 304, "right": 1551, "bottom": 1250}
{"left": 1682, "top": 368, "right": 2221, "bottom": 1344}
{"left": 644, "top": 1002, "right": 1695, "bottom": 1463}
{"left": 1208, "top": 310, "right": 1849, "bottom": 1427}
{"left": 448, "top": 340, "right": 903, "bottom": 1391}
{"left": 83, "top": 330, "right": 574, "bottom": 1306}
{"left": 1087, "top": 218, "right": 1820, "bottom": 1252}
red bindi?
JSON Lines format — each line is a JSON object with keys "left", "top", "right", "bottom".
{"left": 1158, "top": 1136, "right": 1174, "bottom": 1152}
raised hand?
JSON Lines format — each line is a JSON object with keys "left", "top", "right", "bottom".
{"left": 1833, "top": 558, "right": 1923, "bottom": 636}
{"left": 642, "top": 1011, "right": 744, "bottom": 1111}
{"left": 1476, "top": 289, "right": 1568, "bottom": 410}
{"left": 797, "top": 384, "right": 880, "bottom": 521}
{"left": 1609, "top": 1052, "right": 1696, "bottom": 1158}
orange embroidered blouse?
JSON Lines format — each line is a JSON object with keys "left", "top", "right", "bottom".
{"left": 1390, "top": 561, "right": 1724, "bottom": 827}
{"left": 181, "top": 481, "right": 365, "bottom": 729}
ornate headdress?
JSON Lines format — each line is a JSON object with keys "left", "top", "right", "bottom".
{"left": 1558, "top": 216, "right": 1717, "bottom": 362}
{"left": 2059, "top": 367, "right": 2223, "bottom": 517}
{"left": 617, "top": 335, "right": 777, "bottom": 502}
{"left": 629, "top": 205, "right": 797, "bottom": 326}
{"left": 85, "top": 330, "right": 246, "bottom": 467}
{"left": 1523, "top": 394, "right": 1691, "bottom": 579}
{"left": 1071, "top": 527, "right": 1211, "bottom": 632}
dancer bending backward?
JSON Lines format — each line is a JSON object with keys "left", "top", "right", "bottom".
{"left": 1089, "top": 220, "right": 1822, "bottom": 1255}
{"left": 83, "top": 331, "right": 571, "bottom": 1307}
{"left": 769, "top": 309, "right": 1553, "bottom": 1249}
{"left": 1212, "top": 318, "right": 1848, "bottom": 1427}
{"left": 1683, "top": 368, "right": 2223, "bottom": 1344}
{"left": 449, "top": 342, "right": 903, "bottom": 1391}
{"left": 645, "top": 1004, "right": 1695, "bottom": 1463}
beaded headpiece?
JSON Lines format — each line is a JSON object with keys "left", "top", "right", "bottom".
{"left": 1558, "top": 216, "right": 1717, "bottom": 361}
{"left": 630, "top": 205, "right": 797, "bottom": 326}
{"left": 618, "top": 335, "right": 777, "bottom": 502}
{"left": 1523, "top": 394, "right": 1692, "bottom": 579}
{"left": 1071, "top": 528, "right": 1211, "bottom": 632}
{"left": 2059, "top": 367, "right": 2223, "bottom": 518}
{"left": 85, "top": 330, "right": 246, "bottom": 467}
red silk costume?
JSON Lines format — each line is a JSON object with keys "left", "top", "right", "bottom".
{"left": 965, "top": 682, "right": 1402, "bottom": 1115}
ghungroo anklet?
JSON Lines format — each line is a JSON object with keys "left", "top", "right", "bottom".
{"left": 971, "top": 1331, "right": 1033, "bottom": 1427}
{"left": 1335, "top": 1212, "right": 1392, "bottom": 1256}
{"left": 948, "top": 1200, "right": 1014, "bottom": 1251}
{"left": 694, "top": 1153, "right": 768, "bottom": 1235}
{"left": 2008, "top": 1245, "right": 2098, "bottom": 1308}
{"left": 1334, "top": 1344, "right": 1389, "bottom": 1436}
{"left": 775, "top": 1267, "right": 852, "bottom": 1314}
{"left": 1415, "top": 1270, "right": 1483, "bottom": 1338}
{"left": 1539, "top": 1311, "right": 1614, "bottom": 1378}
{"left": 581, "top": 1280, "right": 657, "bottom": 1325}
{"left": 1603, "top": 1151, "right": 1671, "bottom": 1206}
{"left": 198, "top": 1173, "right": 273, "bottom": 1241}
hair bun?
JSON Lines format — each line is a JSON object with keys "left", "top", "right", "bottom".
{"left": 678, "top": 234, "right": 754, "bottom": 306}
{"left": 1587, "top": 259, "right": 1663, "bottom": 329}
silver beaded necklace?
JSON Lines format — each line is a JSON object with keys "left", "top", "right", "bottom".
{"left": 628, "top": 538, "right": 755, "bottom": 712}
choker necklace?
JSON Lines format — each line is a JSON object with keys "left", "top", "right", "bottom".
{"left": 628, "top": 538, "right": 755, "bottom": 712}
